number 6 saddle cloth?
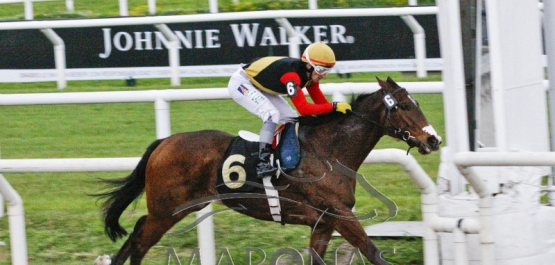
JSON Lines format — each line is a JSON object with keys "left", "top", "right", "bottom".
{"left": 216, "top": 122, "right": 300, "bottom": 194}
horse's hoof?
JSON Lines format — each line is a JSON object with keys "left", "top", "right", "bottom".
{"left": 93, "top": 254, "right": 112, "bottom": 265}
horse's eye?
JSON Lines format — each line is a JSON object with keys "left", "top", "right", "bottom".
{"left": 400, "top": 104, "right": 410, "bottom": 111}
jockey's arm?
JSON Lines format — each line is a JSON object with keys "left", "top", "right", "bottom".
{"left": 289, "top": 89, "right": 333, "bottom": 116}
{"left": 305, "top": 81, "right": 329, "bottom": 104}
{"left": 279, "top": 72, "right": 333, "bottom": 116}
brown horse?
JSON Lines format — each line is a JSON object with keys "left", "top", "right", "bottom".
{"left": 96, "top": 77, "right": 441, "bottom": 265}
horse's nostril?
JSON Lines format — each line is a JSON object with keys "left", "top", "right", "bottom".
{"left": 427, "top": 136, "right": 441, "bottom": 147}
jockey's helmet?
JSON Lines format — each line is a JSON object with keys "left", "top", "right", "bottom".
{"left": 301, "top": 42, "right": 335, "bottom": 75}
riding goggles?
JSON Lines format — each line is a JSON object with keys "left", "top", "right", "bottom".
{"left": 304, "top": 49, "right": 333, "bottom": 75}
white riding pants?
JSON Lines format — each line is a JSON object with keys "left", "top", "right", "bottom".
{"left": 227, "top": 68, "right": 298, "bottom": 125}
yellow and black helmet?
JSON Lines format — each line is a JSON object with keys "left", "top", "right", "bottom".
{"left": 301, "top": 42, "right": 335, "bottom": 74}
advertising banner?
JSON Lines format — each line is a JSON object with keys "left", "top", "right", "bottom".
{"left": 0, "top": 15, "right": 441, "bottom": 82}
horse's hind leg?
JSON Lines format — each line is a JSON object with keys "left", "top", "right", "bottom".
{"left": 110, "top": 216, "right": 147, "bottom": 265}
{"left": 109, "top": 210, "right": 194, "bottom": 265}
{"left": 127, "top": 212, "right": 191, "bottom": 265}
{"left": 308, "top": 224, "right": 335, "bottom": 264}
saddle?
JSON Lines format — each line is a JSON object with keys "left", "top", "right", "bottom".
{"left": 216, "top": 122, "right": 301, "bottom": 194}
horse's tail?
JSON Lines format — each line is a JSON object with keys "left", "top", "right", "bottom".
{"left": 94, "top": 139, "right": 164, "bottom": 242}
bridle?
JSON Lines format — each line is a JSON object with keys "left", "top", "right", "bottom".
{"left": 349, "top": 87, "right": 423, "bottom": 154}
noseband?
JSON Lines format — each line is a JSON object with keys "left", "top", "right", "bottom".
{"left": 350, "top": 87, "right": 423, "bottom": 154}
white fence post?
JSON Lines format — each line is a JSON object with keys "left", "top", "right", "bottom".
{"left": 308, "top": 0, "right": 317, "bottom": 10}
{"left": 208, "top": 0, "right": 218, "bottom": 13}
{"left": 40, "top": 28, "right": 66, "bottom": 89}
{"left": 65, "top": 0, "right": 73, "bottom": 13}
{"left": 274, "top": 18, "right": 300, "bottom": 58}
{"left": 148, "top": 0, "right": 156, "bottom": 15}
{"left": 0, "top": 174, "right": 28, "bottom": 265}
{"left": 544, "top": 0, "right": 555, "bottom": 204}
{"left": 119, "top": 0, "right": 128, "bottom": 16}
{"left": 401, "top": 15, "right": 427, "bottom": 78}
{"left": 154, "top": 98, "right": 171, "bottom": 139}
{"left": 154, "top": 24, "right": 180, "bottom": 86}
{"left": 23, "top": 0, "right": 33, "bottom": 20}
{"left": 435, "top": 0, "right": 469, "bottom": 195}
{"left": 196, "top": 205, "right": 216, "bottom": 265}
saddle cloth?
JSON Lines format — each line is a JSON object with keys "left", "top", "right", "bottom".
{"left": 216, "top": 122, "right": 300, "bottom": 194}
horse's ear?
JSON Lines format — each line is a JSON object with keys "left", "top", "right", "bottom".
{"left": 376, "top": 76, "right": 393, "bottom": 92}
{"left": 386, "top": 76, "right": 399, "bottom": 88}
{"left": 376, "top": 77, "right": 387, "bottom": 88}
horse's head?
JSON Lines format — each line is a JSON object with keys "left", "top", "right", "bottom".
{"left": 371, "top": 77, "right": 442, "bottom": 154}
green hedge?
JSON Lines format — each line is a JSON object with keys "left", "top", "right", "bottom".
{"left": 159, "top": 0, "right": 436, "bottom": 14}
{"left": 25, "top": 0, "right": 437, "bottom": 19}
{"left": 221, "top": 0, "right": 435, "bottom": 12}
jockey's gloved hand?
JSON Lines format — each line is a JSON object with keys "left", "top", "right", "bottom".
{"left": 333, "top": 102, "right": 352, "bottom": 114}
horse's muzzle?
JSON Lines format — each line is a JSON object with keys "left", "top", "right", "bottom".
{"left": 411, "top": 135, "right": 441, "bottom": 155}
{"left": 426, "top": 135, "right": 442, "bottom": 152}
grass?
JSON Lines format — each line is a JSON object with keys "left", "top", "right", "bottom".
{"left": 0, "top": 0, "right": 215, "bottom": 19}
{"left": 0, "top": 71, "right": 444, "bottom": 265}
{"left": 0, "top": 1, "right": 445, "bottom": 263}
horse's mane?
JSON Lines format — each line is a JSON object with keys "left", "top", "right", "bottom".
{"left": 298, "top": 91, "right": 379, "bottom": 127}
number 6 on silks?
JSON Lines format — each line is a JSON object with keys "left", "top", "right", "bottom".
{"left": 286, "top": 81, "right": 298, "bottom": 97}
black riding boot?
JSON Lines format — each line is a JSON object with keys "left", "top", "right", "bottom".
{"left": 257, "top": 144, "right": 277, "bottom": 178}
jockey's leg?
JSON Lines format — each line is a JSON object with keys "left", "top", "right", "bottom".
{"left": 257, "top": 119, "right": 277, "bottom": 177}
{"left": 265, "top": 93, "right": 299, "bottom": 124}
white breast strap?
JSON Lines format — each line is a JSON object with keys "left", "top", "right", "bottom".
{"left": 262, "top": 176, "right": 281, "bottom": 222}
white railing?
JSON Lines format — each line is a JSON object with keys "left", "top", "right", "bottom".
{"left": 0, "top": 82, "right": 444, "bottom": 106}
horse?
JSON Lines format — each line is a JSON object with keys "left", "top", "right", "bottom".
{"left": 95, "top": 77, "right": 442, "bottom": 265}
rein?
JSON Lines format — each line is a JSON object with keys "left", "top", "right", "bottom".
{"left": 350, "top": 87, "right": 421, "bottom": 154}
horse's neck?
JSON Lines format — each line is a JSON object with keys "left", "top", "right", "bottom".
{"left": 299, "top": 109, "right": 384, "bottom": 171}
{"left": 334, "top": 113, "right": 384, "bottom": 169}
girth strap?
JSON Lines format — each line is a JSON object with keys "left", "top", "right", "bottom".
{"left": 262, "top": 176, "right": 282, "bottom": 223}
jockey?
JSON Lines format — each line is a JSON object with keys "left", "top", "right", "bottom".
{"left": 227, "top": 42, "right": 352, "bottom": 178}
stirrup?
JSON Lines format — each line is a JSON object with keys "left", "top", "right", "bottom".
{"left": 256, "top": 162, "right": 277, "bottom": 178}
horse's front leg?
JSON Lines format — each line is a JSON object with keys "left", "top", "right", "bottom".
{"left": 332, "top": 211, "right": 390, "bottom": 265}
{"left": 308, "top": 223, "right": 335, "bottom": 264}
